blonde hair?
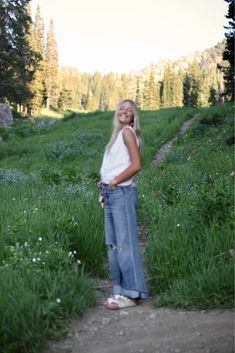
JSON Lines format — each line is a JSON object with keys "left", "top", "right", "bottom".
{"left": 106, "top": 99, "right": 141, "bottom": 150}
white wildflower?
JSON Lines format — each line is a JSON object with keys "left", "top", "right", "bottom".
{"left": 177, "top": 224, "right": 180, "bottom": 227}
{"left": 38, "top": 237, "right": 42, "bottom": 242}
{"left": 56, "top": 298, "right": 61, "bottom": 304}
{"left": 32, "top": 258, "right": 36, "bottom": 262}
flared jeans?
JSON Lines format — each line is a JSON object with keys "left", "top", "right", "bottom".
{"left": 103, "top": 184, "right": 148, "bottom": 299}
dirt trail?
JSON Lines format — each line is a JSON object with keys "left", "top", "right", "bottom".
{"left": 152, "top": 116, "right": 196, "bottom": 165}
{"left": 44, "top": 294, "right": 233, "bottom": 353}
{"left": 43, "top": 116, "right": 234, "bottom": 353}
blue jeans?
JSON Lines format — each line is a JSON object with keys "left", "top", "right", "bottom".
{"left": 103, "top": 184, "right": 148, "bottom": 299}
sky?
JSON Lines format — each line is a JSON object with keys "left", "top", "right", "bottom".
{"left": 31, "top": 0, "right": 228, "bottom": 74}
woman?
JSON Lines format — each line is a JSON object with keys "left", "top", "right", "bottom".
{"left": 99, "top": 99, "right": 148, "bottom": 309}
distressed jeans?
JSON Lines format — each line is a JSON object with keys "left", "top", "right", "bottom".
{"left": 103, "top": 184, "right": 148, "bottom": 299}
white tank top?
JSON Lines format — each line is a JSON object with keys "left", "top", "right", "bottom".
{"left": 100, "top": 126, "right": 139, "bottom": 186}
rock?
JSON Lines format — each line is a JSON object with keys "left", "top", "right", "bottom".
{"left": 196, "top": 332, "right": 202, "bottom": 336}
{"left": 148, "top": 312, "right": 158, "bottom": 319}
{"left": 119, "top": 310, "right": 129, "bottom": 316}
{"left": 118, "top": 330, "right": 124, "bottom": 336}
{"left": 101, "top": 317, "right": 111, "bottom": 325}
{"left": 0, "top": 103, "right": 13, "bottom": 127}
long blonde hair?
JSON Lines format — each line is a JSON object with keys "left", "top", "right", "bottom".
{"left": 106, "top": 99, "right": 141, "bottom": 150}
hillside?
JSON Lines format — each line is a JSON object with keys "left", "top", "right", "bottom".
{"left": 138, "top": 40, "right": 226, "bottom": 80}
{"left": 58, "top": 41, "right": 226, "bottom": 111}
{"left": 0, "top": 103, "right": 233, "bottom": 353}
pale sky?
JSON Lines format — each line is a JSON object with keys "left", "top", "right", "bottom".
{"left": 31, "top": 0, "right": 228, "bottom": 74}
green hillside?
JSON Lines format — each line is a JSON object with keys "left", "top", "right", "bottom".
{"left": 0, "top": 104, "right": 233, "bottom": 353}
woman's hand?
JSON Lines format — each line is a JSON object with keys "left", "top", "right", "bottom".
{"left": 108, "top": 177, "right": 118, "bottom": 189}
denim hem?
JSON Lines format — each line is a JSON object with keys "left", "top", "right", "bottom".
{"left": 112, "top": 285, "right": 148, "bottom": 299}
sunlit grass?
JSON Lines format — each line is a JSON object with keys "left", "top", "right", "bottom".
{"left": 39, "top": 108, "right": 64, "bottom": 119}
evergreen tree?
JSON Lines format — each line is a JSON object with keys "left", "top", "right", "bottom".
{"left": 86, "top": 72, "right": 102, "bottom": 111}
{"left": 142, "top": 79, "right": 149, "bottom": 110}
{"left": 0, "top": 0, "right": 40, "bottom": 108}
{"left": 119, "top": 74, "right": 130, "bottom": 102}
{"left": 222, "top": 0, "right": 234, "bottom": 101}
{"left": 29, "top": 5, "right": 46, "bottom": 114}
{"left": 172, "top": 69, "right": 184, "bottom": 107}
{"left": 208, "top": 65, "right": 223, "bottom": 105}
{"left": 197, "top": 70, "right": 211, "bottom": 107}
{"left": 135, "top": 77, "right": 142, "bottom": 109}
{"left": 162, "top": 62, "right": 173, "bottom": 108}
{"left": 183, "top": 73, "right": 191, "bottom": 106}
{"left": 148, "top": 65, "right": 160, "bottom": 109}
{"left": 45, "top": 19, "right": 59, "bottom": 109}
{"left": 142, "top": 65, "right": 160, "bottom": 109}
{"left": 187, "top": 60, "right": 201, "bottom": 107}
{"left": 58, "top": 89, "right": 73, "bottom": 110}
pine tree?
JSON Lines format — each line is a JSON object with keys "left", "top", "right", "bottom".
{"left": 135, "top": 77, "right": 142, "bottom": 109}
{"left": 162, "top": 62, "right": 173, "bottom": 108}
{"left": 187, "top": 60, "right": 201, "bottom": 107}
{"left": 222, "top": 0, "right": 234, "bottom": 101}
{"left": 183, "top": 73, "right": 190, "bottom": 106}
{"left": 119, "top": 74, "right": 130, "bottom": 102}
{"left": 29, "top": 5, "right": 46, "bottom": 115}
{"left": 142, "top": 65, "right": 160, "bottom": 110}
{"left": 197, "top": 70, "right": 211, "bottom": 107}
{"left": 45, "top": 19, "right": 59, "bottom": 109}
{"left": 0, "top": 0, "right": 40, "bottom": 108}
{"left": 86, "top": 72, "right": 102, "bottom": 111}
{"left": 142, "top": 79, "right": 149, "bottom": 110}
{"left": 208, "top": 65, "right": 223, "bottom": 105}
{"left": 58, "top": 89, "right": 72, "bottom": 110}
{"left": 172, "top": 69, "right": 184, "bottom": 107}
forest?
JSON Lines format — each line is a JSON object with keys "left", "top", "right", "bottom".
{"left": 0, "top": 0, "right": 234, "bottom": 115}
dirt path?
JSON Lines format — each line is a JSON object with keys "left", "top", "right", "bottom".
{"left": 43, "top": 116, "right": 234, "bottom": 353}
{"left": 152, "top": 116, "right": 196, "bottom": 165}
{"left": 44, "top": 293, "right": 233, "bottom": 353}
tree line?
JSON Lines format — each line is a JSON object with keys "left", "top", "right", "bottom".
{"left": 0, "top": 0, "right": 234, "bottom": 116}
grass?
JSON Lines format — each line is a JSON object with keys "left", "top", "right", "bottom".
{"left": 137, "top": 103, "right": 234, "bottom": 308}
{"left": 0, "top": 103, "right": 233, "bottom": 352}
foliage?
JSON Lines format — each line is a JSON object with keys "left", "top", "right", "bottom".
{"left": 0, "top": 0, "right": 41, "bottom": 106}
{"left": 45, "top": 19, "right": 59, "bottom": 109}
{"left": 222, "top": 0, "right": 235, "bottom": 101}
{"left": 137, "top": 103, "right": 234, "bottom": 308}
{"left": 29, "top": 5, "right": 46, "bottom": 115}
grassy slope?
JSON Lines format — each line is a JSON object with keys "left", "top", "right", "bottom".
{"left": 138, "top": 103, "right": 234, "bottom": 308}
{"left": 0, "top": 104, "right": 233, "bottom": 352}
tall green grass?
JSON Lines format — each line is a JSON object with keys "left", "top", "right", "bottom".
{"left": 0, "top": 104, "right": 233, "bottom": 352}
{"left": 137, "top": 103, "right": 234, "bottom": 308}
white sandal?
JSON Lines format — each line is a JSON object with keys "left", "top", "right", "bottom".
{"left": 104, "top": 295, "right": 137, "bottom": 310}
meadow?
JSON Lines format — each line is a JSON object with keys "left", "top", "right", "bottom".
{"left": 0, "top": 104, "right": 233, "bottom": 353}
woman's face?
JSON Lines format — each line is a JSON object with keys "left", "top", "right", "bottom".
{"left": 118, "top": 101, "right": 134, "bottom": 125}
